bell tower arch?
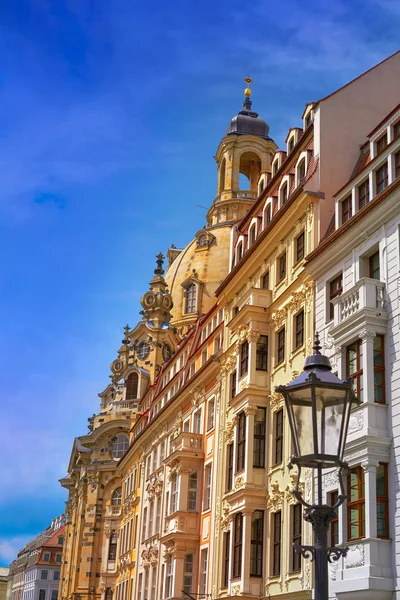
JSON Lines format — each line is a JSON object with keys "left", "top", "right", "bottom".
{"left": 207, "top": 80, "right": 277, "bottom": 226}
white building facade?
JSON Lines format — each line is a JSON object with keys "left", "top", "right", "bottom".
{"left": 306, "top": 104, "right": 400, "bottom": 600}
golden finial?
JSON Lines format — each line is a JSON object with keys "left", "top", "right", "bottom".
{"left": 244, "top": 76, "right": 253, "bottom": 97}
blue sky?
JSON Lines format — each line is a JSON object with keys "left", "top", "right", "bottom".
{"left": 0, "top": 0, "right": 399, "bottom": 564}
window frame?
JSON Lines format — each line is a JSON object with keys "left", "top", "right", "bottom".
{"left": 272, "top": 511, "right": 281, "bottom": 576}
{"left": 295, "top": 231, "right": 305, "bottom": 263}
{"left": 375, "top": 162, "right": 389, "bottom": 193}
{"left": 253, "top": 408, "right": 266, "bottom": 468}
{"left": 239, "top": 340, "right": 249, "bottom": 378}
{"left": 395, "top": 150, "right": 400, "bottom": 179}
{"left": 230, "top": 370, "right": 237, "bottom": 400}
{"left": 373, "top": 335, "right": 385, "bottom": 404}
{"left": 341, "top": 194, "right": 352, "bottom": 224}
{"left": 236, "top": 412, "right": 246, "bottom": 473}
{"left": 233, "top": 513, "right": 243, "bottom": 579}
{"left": 294, "top": 310, "right": 304, "bottom": 350}
{"left": 346, "top": 339, "right": 364, "bottom": 402}
{"left": 328, "top": 274, "right": 342, "bottom": 321}
{"left": 203, "top": 464, "right": 212, "bottom": 511}
{"left": 184, "top": 283, "right": 197, "bottom": 314}
{"left": 226, "top": 443, "right": 234, "bottom": 491}
{"left": 262, "top": 270, "right": 269, "bottom": 290}
{"left": 358, "top": 179, "right": 370, "bottom": 209}
{"left": 222, "top": 531, "right": 230, "bottom": 588}
{"left": 250, "top": 510, "right": 264, "bottom": 577}
{"left": 207, "top": 398, "right": 215, "bottom": 431}
{"left": 274, "top": 409, "right": 283, "bottom": 465}
{"left": 347, "top": 466, "right": 365, "bottom": 541}
{"left": 329, "top": 490, "right": 339, "bottom": 547}
{"left": 277, "top": 252, "right": 287, "bottom": 283}
{"left": 256, "top": 335, "right": 268, "bottom": 371}
{"left": 291, "top": 504, "right": 302, "bottom": 572}
{"left": 277, "top": 327, "right": 285, "bottom": 364}
{"left": 376, "top": 462, "right": 389, "bottom": 538}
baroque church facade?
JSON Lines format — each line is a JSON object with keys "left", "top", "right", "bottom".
{"left": 59, "top": 52, "right": 400, "bottom": 600}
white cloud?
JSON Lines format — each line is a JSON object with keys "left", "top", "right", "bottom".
{"left": 0, "top": 536, "right": 30, "bottom": 564}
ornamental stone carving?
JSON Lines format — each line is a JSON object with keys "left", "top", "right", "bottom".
{"left": 162, "top": 540, "right": 175, "bottom": 560}
{"left": 323, "top": 470, "right": 339, "bottom": 491}
{"left": 221, "top": 353, "right": 237, "bottom": 373}
{"left": 224, "top": 421, "right": 235, "bottom": 443}
{"left": 246, "top": 329, "right": 260, "bottom": 343}
{"left": 234, "top": 476, "right": 244, "bottom": 490}
{"left": 348, "top": 409, "right": 364, "bottom": 434}
{"left": 345, "top": 544, "right": 365, "bottom": 568}
{"left": 190, "top": 385, "right": 205, "bottom": 408}
{"left": 271, "top": 308, "right": 287, "bottom": 331}
{"left": 236, "top": 324, "right": 249, "bottom": 344}
{"left": 268, "top": 392, "right": 284, "bottom": 412}
{"left": 221, "top": 506, "right": 232, "bottom": 532}
{"left": 266, "top": 481, "right": 284, "bottom": 512}
{"left": 231, "top": 585, "right": 241, "bottom": 596}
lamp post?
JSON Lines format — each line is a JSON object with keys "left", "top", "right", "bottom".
{"left": 275, "top": 334, "right": 361, "bottom": 600}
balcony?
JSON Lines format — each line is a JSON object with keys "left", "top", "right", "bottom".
{"left": 160, "top": 511, "right": 200, "bottom": 545}
{"left": 331, "top": 278, "right": 387, "bottom": 344}
{"left": 167, "top": 432, "right": 203, "bottom": 463}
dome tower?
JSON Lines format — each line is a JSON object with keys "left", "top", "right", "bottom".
{"left": 165, "top": 79, "right": 277, "bottom": 336}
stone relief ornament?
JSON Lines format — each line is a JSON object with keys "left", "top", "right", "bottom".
{"left": 236, "top": 324, "right": 249, "bottom": 344}
{"left": 271, "top": 307, "right": 287, "bottom": 331}
{"left": 224, "top": 421, "right": 235, "bottom": 443}
{"left": 162, "top": 540, "right": 175, "bottom": 560}
{"left": 246, "top": 329, "right": 260, "bottom": 343}
{"left": 268, "top": 392, "right": 284, "bottom": 412}
{"left": 221, "top": 506, "right": 232, "bottom": 533}
{"left": 345, "top": 544, "right": 365, "bottom": 568}
{"left": 234, "top": 476, "right": 244, "bottom": 490}
{"left": 348, "top": 409, "right": 364, "bottom": 434}
{"left": 323, "top": 470, "right": 339, "bottom": 491}
{"left": 190, "top": 385, "right": 205, "bottom": 408}
{"left": 303, "top": 562, "right": 311, "bottom": 589}
{"left": 266, "top": 481, "right": 284, "bottom": 512}
{"left": 231, "top": 584, "right": 241, "bottom": 596}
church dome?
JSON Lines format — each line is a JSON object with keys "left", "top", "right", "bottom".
{"left": 226, "top": 96, "right": 270, "bottom": 139}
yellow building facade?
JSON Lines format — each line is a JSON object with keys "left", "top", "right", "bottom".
{"left": 60, "top": 57, "right": 400, "bottom": 599}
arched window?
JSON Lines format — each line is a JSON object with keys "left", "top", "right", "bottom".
{"left": 110, "top": 435, "right": 129, "bottom": 458}
{"left": 297, "top": 159, "right": 306, "bottom": 184}
{"left": 219, "top": 158, "right": 226, "bottom": 194}
{"left": 198, "top": 234, "right": 208, "bottom": 248}
{"left": 239, "top": 152, "right": 262, "bottom": 192}
{"left": 185, "top": 284, "right": 197, "bottom": 314}
{"left": 237, "top": 242, "right": 243, "bottom": 262}
{"left": 126, "top": 372, "right": 138, "bottom": 400}
{"left": 265, "top": 204, "right": 272, "bottom": 227}
{"left": 249, "top": 225, "right": 256, "bottom": 246}
{"left": 281, "top": 182, "right": 288, "bottom": 204}
{"left": 112, "top": 487, "right": 122, "bottom": 506}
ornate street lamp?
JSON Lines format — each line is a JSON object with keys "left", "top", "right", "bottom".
{"left": 275, "top": 334, "right": 361, "bottom": 600}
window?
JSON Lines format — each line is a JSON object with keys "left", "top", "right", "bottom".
{"left": 187, "top": 472, "right": 198, "bottom": 511}
{"left": 200, "top": 549, "right": 208, "bottom": 595}
{"left": 105, "top": 589, "right": 113, "bottom": 600}
{"left": 329, "top": 491, "right": 339, "bottom": 547}
{"left": 341, "top": 194, "right": 352, "bottom": 223}
{"left": 377, "top": 463, "right": 389, "bottom": 538}
{"left": 58, "top": 536, "right": 64, "bottom": 546}
{"left": 288, "top": 137, "right": 295, "bottom": 153}
{"left": 138, "top": 573, "right": 143, "bottom": 600}
{"left": 277, "top": 327, "right": 285, "bottom": 364}
{"left": 223, "top": 531, "right": 230, "bottom": 587}
{"left": 51, "top": 592, "right": 58, "bottom": 600}
{"left": 274, "top": 409, "right": 283, "bottom": 465}
{"left": 265, "top": 204, "right": 272, "bottom": 226}
{"left": 374, "top": 335, "right": 385, "bottom": 403}
{"left": 348, "top": 467, "right": 365, "bottom": 540}
{"left": 207, "top": 399, "right": 215, "bottom": 431}
{"left": 55, "top": 554, "right": 62, "bottom": 563}
{"left": 305, "top": 112, "right": 312, "bottom": 127}
{"left": 170, "top": 475, "right": 178, "bottom": 514}
{"left": 278, "top": 252, "right": 287, "bottom": 282}
{"left": 295, "top": 310, "right": 304, "bottom": 349}
{"left": 281, "top": 182, "right": 288, "bottom": 204}
{"left": 250, "top": 510, "right": 264, "bottom": 577}
{"left": 148, "top": 501, "right": 154, "bottom": 538}
{"left": 142, "top": 507, "right": 148, "bottom": 540}
{"left": 296, "top": 231, "right": 305, "bottom": 262}
{"left": 183, "top": 553, "right": 194, "bottom": 595}
{"left": 391, "top": 148, "right": 400, "bottom": 180}
{"left": 273, "top": 160, "right": 278, "bottom": 175}
{"left": 41, "top": 571, "right": 48, "bottom": 580}
{"left": 146, "top": 455, "right": 151, "bottom": 479}
{"left": 110, "top": 435, "right": 129, "bottom": 459}
{"left": 185, "top": 284, "right": 197, "bottom": 314}
{"left": 346, "top": 340, "right": 364, "bottom": 401}
{"left": 193, "top": 410, "right": 201, "bottom": 434}
{"left": 165, "top": 555, "right": 173, "bottom": 598}
{"left": 394, "top": 120, "right": 400, "bottom": 140}
{"left": 112, "top": 487, "right": 122, "bottom": 506}
{"left": 291, "top": 504, "right": 302, "bottom": 571}
{"left": 297, "top": 158, "right": 306, "bottom": 183}
{"left": 376, "top": 132, "right": 387, "bottom": 154}
{"left": 259, "top": 180, "right": 264, "bottom": 195}
{"left": 53, "top": 571, "right": 60, "bottom": 581}
{"left": 226, "top": 443, "right": 234, "bottom": 491}
{"left": 376, "top": 162, "right": 388, "bottom": 193}
{"left": 43, "top": 553, "right": 50, "bottom": 562}
{"left": 230, "top": 371, "right": 237, "bottom": 400}
{"left": 126, "top": 372, "right": 138, "bottom": 400}
{"left": 202, "top": 349, "right": 207, "bottom": 365}
{"left": 237, "top": 241, "right": 244, "bottom": 261}
{"left": 253, "top": 408, "right": 266, "bottom": 468}
{"left": 256, "top": 335, "right": 268, "bottom": 371}
{"left": 239, "top": 341, "right": 249, "bottom": 378}
{"left": 358, "top": 180, "right": 370, "bottom": 209}
{"left": 329, "top": 274, "right": 342, "bottom": 321}
{"left": 108, "top": 531, "right": 117, "bottom": 560}
{"left": 249, "top": 224, "right": 256, "bottom": 246}
{"left": 39, "top": 591, "right": 46, "bottom": 600}
{"left": 236, "top": 412, "right": 246, "bottom": 472}
{"left": 262, "top": 270, "right": 269, "bottom": 290}
{"left": 272, "top": 511, "right": 282, "bottom": 576}
{"left": 233, "top": 513, "right": 243, "bottom": 578}
{"left": 198, "top": 233, "right": 208, "bottom": 247}
{"left": 369, "top": 251, "right": 380, "bottom": 280}
{"left": 204, "top": 464, "right": 212, "bottom": 510}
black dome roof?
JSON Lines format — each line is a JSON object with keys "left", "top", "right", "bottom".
{"left": 226, "top": 98, "right": 270, "bottom": 139}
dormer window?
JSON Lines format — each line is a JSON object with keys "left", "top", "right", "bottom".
{"left": 259, "top": 180, "right": 264, "bottom": 195}
{"left": 341, "top": 194, "right": 352, "bottom": 224}
{"left": 185, "top": 283, "right": 197, "bottom": 314}
{"left": 288, "top": 137, "right": 295, "bottom": 154}
{"left": 198, "top": 234, "right": 208, "bottom": 248}
{"left": 112, "top": 487, "right": 122, "bottom": 506}
{"left": 249, "top": 224, "right": 257, "bottom": 246}
{"left": 376, "top": 133, "right": 388, "bottom": 154}
{"left": 265, "top": 204, "right": 272, "bottom": 226}
{"left": 272, "top": 160, "right": 279, "bottom": 176}
{"left": 110, "top": 435, "right": 129, "bottom": 459}
{"left": 126, "top": 372, "right": 138, "bottom": 400}
{"left": 281, "top": 182, "right": 288, "bottom": 205}
{"left": 297, "top": 159, "right": 306, "bottom": 184}
{"left": 237, "top": 241, "right": 244, "bottom": 262}
{"left": 305, "top": 112, "right": 313, "bottom": 128}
